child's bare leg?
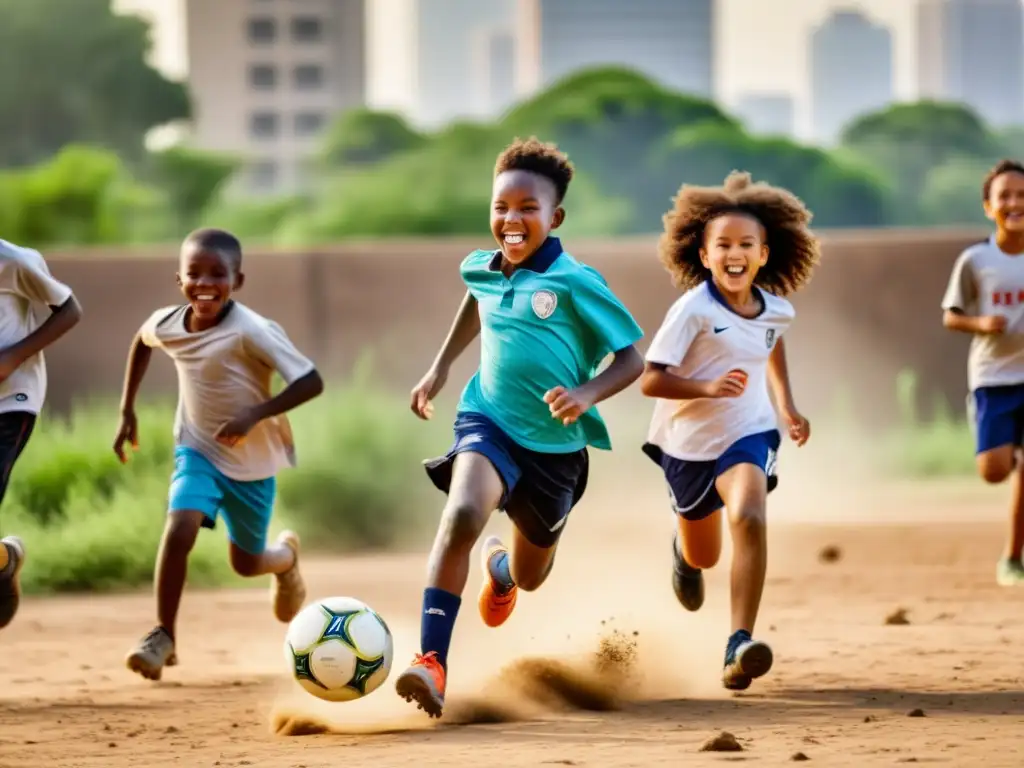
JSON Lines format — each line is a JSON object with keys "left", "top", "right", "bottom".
{"left": 1010, "top": 457, "right": 1024, "bottom": 561}
{"left": 507, "top": 527, "right": 558, "bottom": 591}
{"left": 671, "top": 511, "right": 722, "bottom": 612}
{"left": 126, "top": 510, "right": 204, "bottom": 680}
{"left": 716, "top": 464, "right": 772, "bottom": 690}
{"left": 977, "top": 445, "right": 1024, "bottom": 585}
{"left": 396, "top": 452, "right": 503, "bottom": 717}
{"left": 977, "top": 445, "right": 1015, "bottom": 485}
{"left": 229, "top": 533, "right": 305, "bottom": 622}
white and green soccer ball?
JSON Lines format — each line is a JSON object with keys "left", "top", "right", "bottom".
{"left": 284, "top": 596, "right": 394, "bottom": 702}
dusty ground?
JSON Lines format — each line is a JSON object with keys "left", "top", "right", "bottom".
{"left": 2, "top": 462, "right": 1024, "bottom": 767}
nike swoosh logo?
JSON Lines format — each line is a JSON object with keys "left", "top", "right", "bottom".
{"left": 714, "top": 326, "right": 729, "bottom": 334}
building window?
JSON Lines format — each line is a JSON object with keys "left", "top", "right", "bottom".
{"left": 294, "top": 111, "right": 326, "bottom": 137}
{"left": 249, "top": 111, "right": 280, "bottom": 139}
{"left": 248, "top": 64, "right": 277, "bottom": 90}
{"left": 291, "top": 16, "right": 324, "bottom": 43}
{"left": 293, "top": 64, "right": 324, "bottom": 90}
{"left": 250, "top": 160, "right": 279, "bottom": 192}
{"left": 247, "top": 17, "right": 276, "bottom": 44}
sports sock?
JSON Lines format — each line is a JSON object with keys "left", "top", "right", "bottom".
{"left": 487, "top": 549, "right": 515, "bottom": 594}
{"left": 421, "top": 587, "right": 461, "bottom": 669}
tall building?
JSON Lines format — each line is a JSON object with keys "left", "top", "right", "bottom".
{"left": 916, "top": 0, "right": 1024, "bottom": 127}
{"left": 810, "top": 10, "right": 893, "bottom": 144}
{"left": 734, "top": 93, "right": 796, "bottom": 137}
{"left": 471, "top": 27, "right": 518, "bottom": 118}
{"left": 517, "top": 0, "right": 714, "bottom": 98}
{"left": 185, "top": 0, "right": 366, "bottom": 195}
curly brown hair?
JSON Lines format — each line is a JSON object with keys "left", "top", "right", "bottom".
{"left": 494, "top": 136, "right": 575, "bottom": 204}
{"left": 657, "top": 171, "right": 820, "bottom": 296}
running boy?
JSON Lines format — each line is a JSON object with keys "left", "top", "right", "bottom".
{"left": 395, "top": 137, "right": 644, "bottom": 717}
{"left": 0, "top": 239, "right": 83, "bottom": 630}
{"left": 114, "top": 228, "right": 323, "bottom": 681}
{"left": 639, "top": 171, "right": 818, "bottom": 691}
{"left": 941, "top": 159, "right": 1024, "bottom": 587}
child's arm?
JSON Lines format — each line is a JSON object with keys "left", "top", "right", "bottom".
{"left": 942, "top": 309, "right": 1006, "bottom": 335}
{"left": 546, "top": 267, "right": 644, "bottom": 426}
{"left": 941, "top": 251, "right": 1004, "bottom": 334}
{"left": 767, "top": 337, "right": 810, "bottom": 446}
{"left": 410, "top": 291, "right": 480, "bottom": 419}
{"left": 215, "top": 320, "right": 324, "bottom": 446}
{"left": 114, "top": 331, "right": 155, "bottom": 463}
{"left": 639, "top": 364, "right": 743, "bottom": 400}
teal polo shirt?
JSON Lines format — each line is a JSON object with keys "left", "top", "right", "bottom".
{"left": 457, "top": 236, "right": 643, "bottom": 453}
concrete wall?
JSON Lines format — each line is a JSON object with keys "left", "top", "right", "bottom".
{"left": 42, "top": 228, "right": 984, "bottom": 423}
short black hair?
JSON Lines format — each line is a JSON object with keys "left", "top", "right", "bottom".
{"left": 658, "top": 171, "right": 820, "bottom": 297}
{"left": 182, "top": 227, "right": 243, "bottom": 269}
{"left": 982, "top": 159, "right": 1024, "bottom": 201}
{"left": 494, "top": 136, "right": 574, "bottom": 205}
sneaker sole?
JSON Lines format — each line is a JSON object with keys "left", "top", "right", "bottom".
{"left": 671, "top": 538, "right": 704, "bottom": 612}
{"left": 395, "top": 669, "right": 444, "bottom": 719}
{"left": 126, "top": 653, "right": 164, "bottom": 682}
{"left": 724, "top": 641, "right": 774, "bottom": 691}
{"left": 0, "top": 538, "right": 25, "bottom": 630}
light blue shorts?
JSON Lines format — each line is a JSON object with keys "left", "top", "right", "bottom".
{"left": 168, "top": 446, "right": 276, "bottom": 555}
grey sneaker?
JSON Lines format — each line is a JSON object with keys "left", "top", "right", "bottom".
{"left": 996, "top": 557, "right": 1024, "bottom": 586}
{"left": 272, "top": 530, "right": 306, "bottom": 622}
{"left": 0, "top": 536, "right": 25, "bottom": 629}
{"left": 126, "top": 626, "right": 178, "bottom": 681}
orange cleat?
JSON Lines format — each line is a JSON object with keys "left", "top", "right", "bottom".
{"left": 478, "top": 536, "right": 518, "bottom": 628}
{"left": 395, "top": 652, "right": 446, "bottom": 718}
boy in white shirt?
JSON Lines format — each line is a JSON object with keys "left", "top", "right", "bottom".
{"left": 114, "top": 228, "right": 323, "bottom": 681}
{"left": 0, "top": 240, "right": 83, "bottom": 630}
{"left": 942, "top": 159, "right": 1024, "bottom": 586}
{"left": 639, "top": 172, "right": 818, "bottom": 692}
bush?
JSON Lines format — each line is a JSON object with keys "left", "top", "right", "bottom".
{"left": 4, "top": 376, "right": 447, "bottom": 594}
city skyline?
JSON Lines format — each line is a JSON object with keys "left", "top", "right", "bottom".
{"left": 116, "top": 0, "right": 923, "bottom": 139}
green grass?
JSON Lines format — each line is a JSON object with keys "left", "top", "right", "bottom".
{"left": 4, "top": 374, "right": 447, "bottom": 595}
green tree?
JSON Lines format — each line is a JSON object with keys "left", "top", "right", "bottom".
{"left": 839, "top": 102, "right": 1001, "bottom": 224}
{"left": 919, "top": 158, "right": 991, "bottom": 226}
{"left": 319, "top": 109, "right": 427, "bottom": 167}
{"left": 149, "top": 147, "right": 240, "bottom": 233}
{"left": 0, "top": 0, "right": 190, "bottom": 167}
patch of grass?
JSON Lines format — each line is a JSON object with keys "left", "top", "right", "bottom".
{"left": 4, "top": 373, "right": 447, "bottom": 595}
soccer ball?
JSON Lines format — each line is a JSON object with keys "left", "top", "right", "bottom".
{"left": 284, "top": 596, "right": 394, "bottom": 702}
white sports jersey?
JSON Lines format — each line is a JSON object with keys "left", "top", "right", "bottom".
{"left": 0, "top": 240, "right": 74, "bottom": 416}
{"left": 941, "top": 236, "right": 1024, "bottom": 390}
{"left": 645, "top": 282, "right": 794, "bottom": 461}
{"left": 139, "top": 302, "right": 316, "bottom": 481}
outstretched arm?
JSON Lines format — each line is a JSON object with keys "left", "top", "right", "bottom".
{"left": 410, "top": 291, "right": 480, "bottom": 419}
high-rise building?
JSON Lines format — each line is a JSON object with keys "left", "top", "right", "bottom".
{"left": 471, "top": 27, "right": 518, "bottom": 118}
{"left": 734, "top": 93, "right": 796, "bottom": 137}
{"left": 810, "top": 10, "right": 894, "bottom": 144}
{"left": 185, "top": 0, "right": 366, "bottom": 195}
{"left": 517, "top": 0, "right": 714, "bottom": 98}
{"left": 916, "top": 0, "right": 1024, "bottom": 127}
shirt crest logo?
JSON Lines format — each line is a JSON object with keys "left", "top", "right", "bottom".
{"left": 531, "top": 290, "right": 557, "bottom": 320}
{"left": 765, "top": 328, "right": 776, "bottom": 349}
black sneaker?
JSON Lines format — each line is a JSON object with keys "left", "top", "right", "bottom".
{"left": 671, "top": 533, "right": 705, "bottom": 611}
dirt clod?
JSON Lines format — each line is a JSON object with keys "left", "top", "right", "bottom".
{"left": 700, "top": 731, "right": 743, "bottom": 752}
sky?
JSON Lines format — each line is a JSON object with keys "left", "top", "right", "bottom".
{"left": 113, "top": 0, "right": 918, "bottom": 121}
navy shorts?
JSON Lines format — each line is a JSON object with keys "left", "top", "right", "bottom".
{"left": 971, "top": 384, "right": 1024, "bottom": 454}
{"left": 424, "top": 412, "right": 589, "bottom": 549}
{"left": 642, "top": 429, "right": 781, "bottom": 521}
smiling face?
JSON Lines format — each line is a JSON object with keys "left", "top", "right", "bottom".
{"left": 985, "top": 171, "right": 1024, "bottom": 234}
{"left": 699, "top": 212, "right": 769, "bottom": 298}
{"left": 176, "top": 243, "right": 243, "bottom": 326}
{"left": 490, "top": 169, "right": 564, "bottom": 265}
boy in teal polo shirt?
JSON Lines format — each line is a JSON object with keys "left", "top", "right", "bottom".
{"left": 395, "top": 137, "right": 644, "bottom": 718}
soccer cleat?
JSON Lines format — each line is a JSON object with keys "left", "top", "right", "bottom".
{"left": 272, "top": 530, "right": 306, "bottom": 622}
{"left": 722, "top": 635, "right": 774, "bottom": 691}
{"left": 671, "top": 533, "right": 705, "bottom": 611}
{"left": 0, "top": 536, "right": 26, "bottom": 629}
{"left": 395, "top": 652, "right": 446, "bottom": 718}
{"left": 996, "top": 557, "right": 1024, "bottom": 587}
{"left": 126, "top": 626, "right": 178, "bottom": 681}
{"left": 478, "top": 535, "right": 517, "bottom": 627}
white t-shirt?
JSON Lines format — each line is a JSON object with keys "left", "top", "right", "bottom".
{"left": 139, "top": 302, "right": 316, "bottom": 481}
{"left": 645, "top": 282, "right": 794, "bottom": 461}
{"left": 0, "top": 240, "right": 74, "bottom": 415}
{"left": 941, "top": 236, "right": 1024, "bottom": 391}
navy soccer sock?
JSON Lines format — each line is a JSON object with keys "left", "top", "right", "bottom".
{"left": 421, "top": 587, "right": 462, "bottom": 669}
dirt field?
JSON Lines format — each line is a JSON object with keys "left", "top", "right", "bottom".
{"left": 2, "top": 461, "right": 1024, "bottom": 767}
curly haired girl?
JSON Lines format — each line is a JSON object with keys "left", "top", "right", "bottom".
{"left": 638, "top": 171, "right": 821, "bottom": 691}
